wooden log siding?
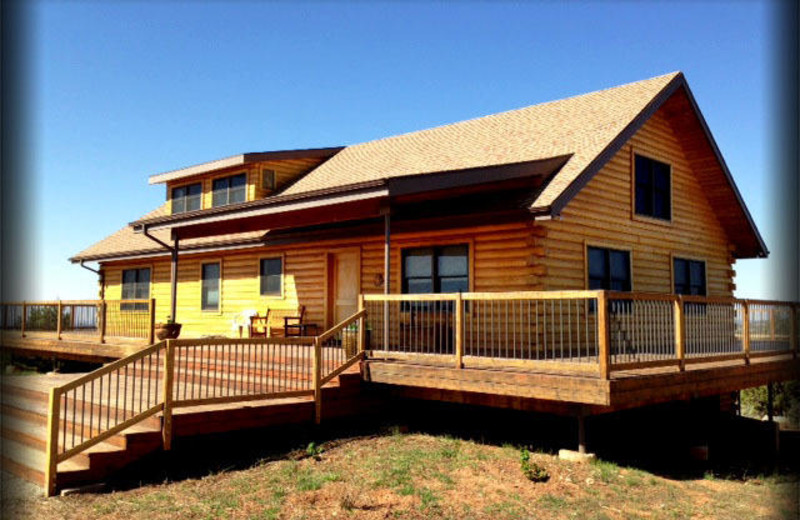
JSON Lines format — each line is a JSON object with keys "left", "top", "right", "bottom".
{"left": 100, "top": 221, "right": 546, "bottom": 338}
{"left": 540, "top": 105, "right": 734, "bottom": 296}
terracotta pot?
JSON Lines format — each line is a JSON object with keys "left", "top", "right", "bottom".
{"left": 155, "top": 323, "right": 182, "bottom": 340}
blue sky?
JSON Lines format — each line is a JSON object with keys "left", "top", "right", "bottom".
{"left": 18, "top": 1, "right": 789, "bottom": 300}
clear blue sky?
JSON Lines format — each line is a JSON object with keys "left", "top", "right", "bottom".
{"left": 17, "top": 1, "right": 790, "bottom": 300}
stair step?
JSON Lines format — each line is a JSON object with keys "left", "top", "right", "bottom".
{"left": 1, "top": 439, "right": 91, "bottom": 487}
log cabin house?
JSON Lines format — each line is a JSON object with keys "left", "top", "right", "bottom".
{"left": 2, "top": 72, "right": 798, "bottom": 495}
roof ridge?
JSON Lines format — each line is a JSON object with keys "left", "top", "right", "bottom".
{"left": 339, "top": 71, "right": 683, "bottom": 150}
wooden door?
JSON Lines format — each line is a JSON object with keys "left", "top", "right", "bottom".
{"left": 327, "top": 249, "right": 360, "bottom": 327}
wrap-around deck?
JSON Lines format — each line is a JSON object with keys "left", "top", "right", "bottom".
{"left": 2, "top": 290, "right": 799, "bottom": 495}
{"left": 360, "top": 291, "right": 799, "bottom": 412}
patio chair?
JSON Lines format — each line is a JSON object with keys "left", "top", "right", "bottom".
{"left": 249, "top": 305, "right": 305, "bottom": 338}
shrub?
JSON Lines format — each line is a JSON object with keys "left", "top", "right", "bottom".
{"left": 520, "top": 448, "right": 550, "bottom": 482}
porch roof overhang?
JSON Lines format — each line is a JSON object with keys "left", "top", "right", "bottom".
{"left": 131, "top": 155, "right": 570, "bottom": 241}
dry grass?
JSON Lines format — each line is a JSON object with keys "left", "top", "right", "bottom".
{"left": 2, "top": 431, "right": 798, "bottom": 520}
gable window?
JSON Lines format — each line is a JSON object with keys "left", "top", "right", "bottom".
{"left": 402, "top": 245, "right": 469, "bottom": 294}
{"left": 634, "top": 154, "right": 671, "bottom": 220}
{"left": 212, "top": 173, "right": 247, "bottom": 207}
{"left": 171, "top": 183, "right": 202, "bottom": 214}
{"left": 587, "top": 246, "right": 631, "bottom": 291}
{"left": 673, "top": 258, "right": 706, "bottom": 296}
{"left": 260, "top": 257, "right": 283, "bottom": 296}
{"left": 201, "top": 262, "right": 221, "bottom": 311}
{"left": 121, "top": 268, "right": 150, "bottom": 311}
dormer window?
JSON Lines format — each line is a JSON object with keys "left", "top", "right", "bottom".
{"left": 212, "top": 173, "right": 247, "bottom": 207}
{"left": 171, "top": 183, "right": 202, "bottom": 214}
{"left": 634, "top": 154, "right": 671, "bottom": 220}
{"left": 262, "top": 169, "right": 276, "bottom": 192}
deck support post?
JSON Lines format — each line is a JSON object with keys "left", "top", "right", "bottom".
{"left": 791, "top": 304, "right": 798, "bottom": 358}
{"left": 577, "top": 410, "right": 587, "bottom": 455}
{"left": 99, "top": 301, "right": 107, "bottom": 344}
{"left": 742, "top": 301, "right": 751, "bottom": 365}
{"left": 596, "top": 292, "right": 610, "bottom": 379}
{"left": 45, "top": 387, "right": 60, "bottom": 497}
{"left": 313, "top": 336, "right": 322, "bottom": 424}
{"left": 383, "top": 211, "right": 391, "bottom": 351}
{"left": 455, "top": 292, "right": 464, "bottom": 368}
{"left": 674, "top": 296, "right": 685, "bottom": 371}
{"left": 162, "top": 340, "right": 175, "bottom": 450}
{"left": 56, "top": 301, "right": 63, "bottom": 341}
{"left": 767, "top": 383, "right": 774, "bottom": 423}
{"left": 170, "top": 237, "right": 180, "bottom": 322}
{"left": 148, "top": 298, "right": 156, "bottom": 345}
{"left": 21, "top": 301, "right": 26, "bottom": 338}
{"left": 357, "top": 295, "right": 366, "bottom": 354}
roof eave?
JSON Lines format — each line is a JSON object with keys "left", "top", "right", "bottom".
{"left": 148, "top": 146, "right": 345, "bottom": 185}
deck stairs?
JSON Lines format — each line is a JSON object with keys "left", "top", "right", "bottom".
{"left": 1, "top": 363, "right": 362, "bottom": 492}
{"left": 1, "top": 310, "right": 370, "bottom": 494}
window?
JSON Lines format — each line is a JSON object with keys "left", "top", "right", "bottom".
{"left": 634, "top": 154, "right": 671, "bottom": 220}
{"left": 121, "top": 268, "right": 150, "bottom": 311}
{"left": 402, "top": 245, "right": 469, "bottom": 294}
{"left": 673, "top": 258, "right": 706, "bottom": 296}
{"left": 587, "top": 247, "right": 631, "bottom": 291}
{"left": 260, "top": 257, "right": 283, "bottom": 296}
{"left": 212, "top": 173, "right": 247, "bottom": 207}
{"left": 171, "top": 183, "right": 202, "bottom": 214}
{"left": 201, "top": 262, "right": 221, "bottom": 311}
{"left": 262, "top": 169, "right": 276, "bottom": 191}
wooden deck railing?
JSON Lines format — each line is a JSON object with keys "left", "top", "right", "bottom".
{"left": 363, "top": 291, "right": 799, "bottom": 377}
{"left": 42, "top": 311, "right": 366, "bottom": 496}
{"left": 0, "top": 299, "right": 156, "bottom": 344}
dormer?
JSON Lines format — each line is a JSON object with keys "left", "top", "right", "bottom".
{"left": 148, "top": 147, "right": 343, "bottom": 215}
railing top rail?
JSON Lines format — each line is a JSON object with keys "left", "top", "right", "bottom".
{"left": 171, "top": 336, "right": 315, "bottom": 347}
{"left": 363, "top": 290, "right": 603, "bottom": 302}
{"left": 362, "top": 290, "right": 798, "bottom": 306}
{"left": 55, "top": 340, "right": 166, "bottom": 394}
{"left": 0, "top": 299, "right": 154, "bottom": 306}
{"left": 318, "top": 309, "right": 367, "bottom": 343}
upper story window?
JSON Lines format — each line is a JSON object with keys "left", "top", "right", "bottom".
{"left": 261, "top": 169, "right": 276, "bottom": 192}
{"left": 171, "top": 183, "right": 202, "bottom": 214}
{"left": 673, "top": 258, "right": 706, "bottom": 296}
{"left": 402, "top": 245, "right": 469, "bottom": 294}
{"left": 121, "top": 268, "right": 150, "bottom": 311}
{"left": 634, "top": 154, "right": 671, "bottom": 220}
{"left": 260, "top": 257, "right": 283, "bottom": 296}
{"left": 588, "top": 246, "right": 631, "bottom": 291}
{"left": 212, "top": 173, "right": 247, "bottom": 207}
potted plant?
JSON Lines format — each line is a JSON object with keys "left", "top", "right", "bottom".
{"left": 342, "top": 321, "right": 371, "bottom": 356}
{"left": 155, "top": 315, "right": 182, "bottom": 340}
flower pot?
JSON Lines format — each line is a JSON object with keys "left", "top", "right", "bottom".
{"left": 155, "top": 323, "right": 182, "bottom": 340}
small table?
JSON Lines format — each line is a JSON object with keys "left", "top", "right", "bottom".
{"left": 284, "top": 323, "right": 319, "bottom": 337}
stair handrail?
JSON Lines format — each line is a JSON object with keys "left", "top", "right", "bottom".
{"left": 312, "top": 309, "right": 367, "bottom": 424}
{"left": 45, "top": 340, "right": 168, "bottom": 496}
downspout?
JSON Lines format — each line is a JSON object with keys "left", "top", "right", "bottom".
{"left": 141, "top": 226, "right": 180, "bottom": 321}
{"left": 79, "top": 260, "right": 105, "bottom": 299}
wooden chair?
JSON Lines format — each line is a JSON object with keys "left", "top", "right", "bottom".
{"left": 249, "top": 306, "right": 305, "bottom": 338}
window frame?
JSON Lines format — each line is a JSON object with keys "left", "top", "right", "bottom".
{"left": 170, "top": 182, "right": 203, "bottom": 215}
{"left": 120, "top": 267, "right": 152, "bottom": 312}
{"left": 211, "top": 171, "right": 248, "bottom": 208}
{"left": 631, "top": 149, "right": 673, "bottom": 224}
{"left": 200, "top": 260, "right": 223, "bottom": 313}
{"left": 259, "top": 254, "right": 284, "bottom": 298}
{"left": 671, "top": 255, "right": 708, "bottom": 296}
{"left": 261, "top": 169, "right": 277, "bottom": 192}
{"left": 584, "top": 242, "right": 633, "bottom": 292}
{"left": 400, "top": 243, "right": 471, "bottom": 295}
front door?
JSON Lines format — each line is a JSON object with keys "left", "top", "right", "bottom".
{"left": 327, "top": 249, "right": 360, "bottom": 327}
